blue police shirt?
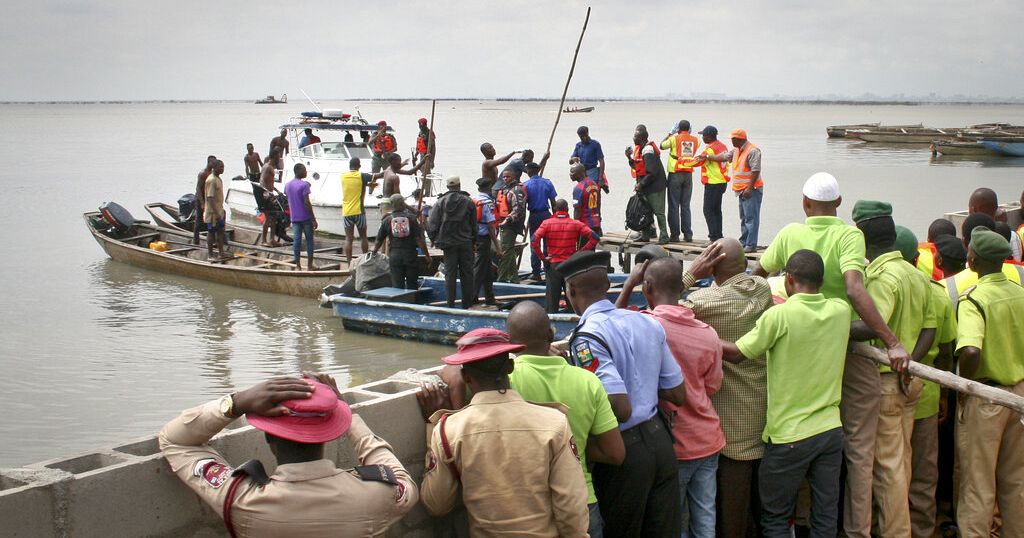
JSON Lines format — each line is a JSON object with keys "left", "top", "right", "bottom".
{"left": 472, "top": 192, "right": 495, "bottom": 237}
{"left": 524, "top": 175, "right": 557, "bottom": 213}
{"left": 570, "top": 299, "right": 684, "bottom": 430}
{"left": 571, "top": 139, "right": 605, "bottom": 169}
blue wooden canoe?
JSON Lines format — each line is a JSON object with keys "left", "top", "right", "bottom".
{"left": 417, "top": 275, "right": 638, "bottom": 306}
{"left": 978, "top": 139, "right": 1024, "bottom": 157}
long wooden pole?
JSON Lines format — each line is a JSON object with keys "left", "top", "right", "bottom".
{"left": 417, "top": 99, "right": 437, "bottom": 212}
{"left": 545, "top": 7, "right": 592, "bottom": 157}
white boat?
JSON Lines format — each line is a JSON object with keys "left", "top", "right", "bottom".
{"left": 226, "top": 115, "right": 443, "bottom": 237}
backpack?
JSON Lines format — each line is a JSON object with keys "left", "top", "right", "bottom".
{"left": 390, "top": 215, "right": 412, "bottom": 239}
{"left": 625, "top": 194, "right": 654, "bottom": 232}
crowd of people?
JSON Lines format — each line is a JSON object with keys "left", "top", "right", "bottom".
{"left": 164, "top": 161, "right": 1024, "bottom": 536}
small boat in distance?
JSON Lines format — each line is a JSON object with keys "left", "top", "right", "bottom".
{"left": 255, "top": 94, "right": 287, "bottom": 104}
{"left": 563, "top": 106, "right": 595, "bottom": 113}
{"left": 826, "top": 123, "right": 922, "bottom": 139}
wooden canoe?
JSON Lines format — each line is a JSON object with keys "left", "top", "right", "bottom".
{"left": 563, "top": 106, "right": 595, "bottom": 113}
{"left": 929, "top": 140, "right": 1001, "bottom": 156}
{"left": 85, "top": 211, "right": 350, "bottom": 298}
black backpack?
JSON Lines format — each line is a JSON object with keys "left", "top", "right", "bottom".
{"left": 625, "top": 194, "right": 654, "bottom": 232}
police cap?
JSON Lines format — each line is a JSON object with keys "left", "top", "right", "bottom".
{"left": 558, "top": 250, "right": 611, "bottom": 281}
{"left": 934, "top": 234, "right": 967, "bottom": 262}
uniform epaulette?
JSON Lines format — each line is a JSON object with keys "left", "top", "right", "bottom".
{"left": 231, "top": 459, "right": 269, "bottom": 486}
{"left": 352, "top": 464, "right": 398, "bottom": 485}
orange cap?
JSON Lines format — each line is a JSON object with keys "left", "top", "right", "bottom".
{"left": 730, "top": 128, "right": 747, "bottom": 140}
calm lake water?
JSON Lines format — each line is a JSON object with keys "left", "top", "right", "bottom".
{"left": 1, "top": 100, "right": 1023, "bottom": 466}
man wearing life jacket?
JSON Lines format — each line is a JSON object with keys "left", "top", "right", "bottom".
{"left": 414, "top": 118, "right": 436, "bottom": 182}
{"left": 495, "top": 169, "right": 528, "bottom": 283}
{"left": 916, "top": 219, "right": 958, "bottom": 280}
{"left": 626, "top": 125, "right": 670, "bottom": 244}
{"left": 660, "top": 120, "right": 701, "bottom": 243}
{"left": 472, "top": 177, "right": 501, "bottom": 305}
{"left": 699, "top": 129, "right": 763, "bottom": 253}
{"left": 368, "top": 120, "right": 398, "bottom": 174}
{"left": 695, "top": 126, "right": 730, "bottom": 246}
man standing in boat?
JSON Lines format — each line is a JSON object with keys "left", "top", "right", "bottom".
{"left": 414, "top": 118, "right": 436, "bottom": 180}
{"left": 341, "top": 157, "right": 380, "bottom": 266}
{"left": 495, "top": 169, "right": 528, "bottom": 283}
{"left": 472, "top": 177, "right": 501, "bottom": 305}
{"left": 427, "top": 176, "right": 477, "bottom": 308}
{"left": 284, "top": 164, "right": 317, "bottom": 270}
{"left": 269, "top": 129, "right": 289, "bottom": 168}
{"left": 480, "top": 142, "right": 520, "bottom": 194}
{"left": 373, "top": 194, "right": 431, "bottom": 290}
{"left": 259, "top": 149, "right": 283, "bottom": 247}
{"left": 368, "top": 121, "right": 397, "bottom": 174}
{"left": 193, "top": 155, "right": 216, "bottom": 245}
{"left": 571, "top": 126, "right": 608, "bottom": 193}
{"left": 571, "top": 162, "right": 603, "bottom": 239}
{"left": 243, "top": 143, "right": 262, "bottom": 183}
{"left": 381, "top": 153, "right": 428, "bottom": 198}
{"left": 204, "top": 160, "right": 227, "bottom": 260}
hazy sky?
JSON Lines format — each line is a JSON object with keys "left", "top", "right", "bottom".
{"left": 3, "top": 0, "right": 1021, "bottom": 101}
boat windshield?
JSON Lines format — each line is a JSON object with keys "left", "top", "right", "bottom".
{"left": 297, "top": 141, "right": 374, "bottom": 160}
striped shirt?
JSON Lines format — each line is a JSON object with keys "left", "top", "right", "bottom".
{"left": 682, "top": 272, "right": 774, "bottom": 460}
{"left": 531, "top": 211, "right": 597, "bottom": 264}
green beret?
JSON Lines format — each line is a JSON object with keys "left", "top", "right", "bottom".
{"left": 852, "top": 200, "right": 893, "bottom": 224}
{"left": 894, "top": 225, "right": 918, "bottom": 264}
{"left": 970, "top": 227, "right": 1011, "bottom": 262}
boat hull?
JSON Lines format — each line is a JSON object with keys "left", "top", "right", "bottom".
{"left": 979, "top": 140, "right": 1024, "bottom": 157}
{"left": 931, "top": 141, "right": 1001, "bottom": 156}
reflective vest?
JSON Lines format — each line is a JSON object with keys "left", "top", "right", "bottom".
{"left": 730, "top": 141, "right": 764, "bottom": 192}
{"left": 496, "top": 185, "right": 526, "bottom": 220}
{"left": 916, "top": 242, "right": 943, "bottom": 280}
{"left": 946, "top": 263, "right": 1024, "bottom": 296}
{"left": 630, "top": 142, "right": 660, "bottom": 179}
{"left": 372, "top": 133, "right": 397, "bottom": 154}
{"left": 669, "top": 132, "right": 700, "bottom": 172}
{"left": 700, "top": 141, "right": 730, "bottom": 185}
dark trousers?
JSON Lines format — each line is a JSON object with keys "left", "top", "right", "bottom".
{"left": 442, "top": 244, "right": 474, "bottom": 308}
{"left": 593, "top": 417, "right": 681, "bottom": 538}
{"left": 388, "top": 249, "right": 419, "bottom": 290}
{"left": 759, "top": 427, "right": 843, "bottom": 538}
{"left": 544, "top": 261, "right": 565, "bottom": 313}
{"left": 473, "top": 237, "right": 495, "bottom": 303}
{"left": 703, "top": 183, "right": 727, "bottom": 241}
{"left": 716, "top": 455, "right": 762, "bottom": 538}
{"left": 528, "top": 210, "right": 550, "bottom": 275}
{"left": 667, "top": 171, "right": 693, "bottom": 240}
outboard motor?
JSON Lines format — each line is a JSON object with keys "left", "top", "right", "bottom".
{"left": 177, "top": 193, "right": 197, "bottom": 224}
{"left": 99, "top": 202, "right": 141, "bottom": 233}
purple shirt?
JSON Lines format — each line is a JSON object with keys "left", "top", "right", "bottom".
{"left": 284, "top": 178, "right": 313, "bottom": 222}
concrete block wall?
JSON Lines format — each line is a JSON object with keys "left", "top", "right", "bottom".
{"left": 0, "top": 367, "right": 456, "bottom": 538}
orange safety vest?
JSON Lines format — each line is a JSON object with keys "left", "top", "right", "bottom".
{"left": 670, "top": 132, "right": 701, "bottom": 172}
{"left": 630, "top": 141, "right": 661, "bottom": 179}
{"left": 373, "top": 133, "right": 397, "bottom": 154}
{"left": 731, "top": 141, "right": 764, "bottom": 192}
{"left": 916, "top": 242, "right": 943, "bottom": 281}
{"left": 700, "top": 140, "right": 730, "bottom": 185}
{"left": 416, "top": 131, "right": 429, "bottom": 154}
{"left": 495, "top": 185, "right": 526, "bottom": 219}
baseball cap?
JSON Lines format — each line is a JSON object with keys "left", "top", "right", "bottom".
{"left": 246, "top": 380, "right": 353, "bottom": 444}
{"left": 446, "top": 176, "right": 461, "bottom": 189}
{"left": 442, "top": 328, "right": 525, "bottom": 365}
{"left": 802, "top": 172, "right": 841, "bottom": 202}
{"left": 730, "top": 128, "right": 748, "bottom": 140}
{"left": 698, "top": 125, "right": 718, "bottom": 137}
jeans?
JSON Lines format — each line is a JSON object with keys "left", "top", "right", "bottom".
{"left": 678, "top": 453, "right": 719, "bottom": 538}
{"left": 528, "top": 210, "right": 551, "bottom": 275}
{"left": 667, "top": 171, "right": 693, "bottom": 240}
{"left": 291, "top": 220, "right": 314, "bottom": 261}
{"left": 737, "top": 188, "right": 762, "bottom": 249}
{"left": 759, "top": 427, "right": 843, "bottom": 538}
{"left": 703, "top": 183, "right": 726, "bottom": 241}
{"left": 642, "top": 189, "right": 669, "bottom": 242}
{"left": 473, "top": 236, "right": 495, "bottom": 302}
{"left": 388, "top": 249, "right": 419, "bottom": 290}
{"left": 442, "top": 244, "right": 474, "bottom": 308}
{"left": 544, "top": 261, "right": 565, "bottom": 313}
{"left": 588, "top": 502, "right": 604, "bottom": 538}
{"left": 496, "top": 227, "right": 521, "bottom": 282}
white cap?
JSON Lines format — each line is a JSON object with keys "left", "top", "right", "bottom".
{"left": 802, "top": 172, "right": 841, "bottom": 202}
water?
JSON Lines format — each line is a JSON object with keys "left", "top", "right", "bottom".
{"left": 2, "top": 100, "right": 1023, "bottom": 467}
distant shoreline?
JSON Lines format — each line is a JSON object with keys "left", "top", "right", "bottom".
{"left": 2, "top": 98, "right": 1023, "bottom": 106}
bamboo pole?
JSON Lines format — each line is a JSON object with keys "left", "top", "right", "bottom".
{"left": 544, "top": 7, "right": 592, "bottom": 159}
{"left": 418, "top": 99, "right": 437, "bottom": 211}
{"left": 850, "top": 342, "right": 1024, "bottom": 418}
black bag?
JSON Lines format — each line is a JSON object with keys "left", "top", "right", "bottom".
{"left": 625, "top": 194, "right": 654, "bottom": 232}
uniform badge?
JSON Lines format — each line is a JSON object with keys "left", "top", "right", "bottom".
{"left": 574, "top": 341, "right": 599, "bottom": 372}
{"left": 194, "top": 459, "right": 232, "bottom": 489}
{"left": 569, "top": 436, "right": 581, "bottom": 462}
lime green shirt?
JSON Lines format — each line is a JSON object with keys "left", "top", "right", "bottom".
{"left": 509, "top": 354, "right": 619, "bottom": 504}
{"left": 758, "top": 216, "right": 866, "bottom": 304}
{"left": 736, "top": 293, "right": 852, "bottom": 443}
{"left": 916, "top": 280, "right": 958, "bottom": 419}
{"left": 865, "top": 251, "right": 937, "bottom": 373}
{"left": 955, "top": 273, "right": 1024, "bottom": 386}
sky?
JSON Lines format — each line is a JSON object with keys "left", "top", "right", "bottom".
{"left": 2, "top": 0, "right": 1022, "bottom": 101}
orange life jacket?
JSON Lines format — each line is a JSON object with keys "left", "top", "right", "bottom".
{"left": 731, "top": 141, "right": 764, "bottom": 192}
{"left": 373, "top": 133, "right": 397, "bottom": 154}
{"left": 495, "top": 185, "right": 526, "bottom": 220}
{"left": 916, "top": 242, "right": 943, "bottom": 280}
{"left": 630, "top": 141, "right": 661, "bottom": 179}
{"left": 700, "top": 140, "right": 730, "bottom": 185}
{"left": 416, "top": 132, "right": 429, "bottom": 154}
{"left": 670, "top": 132, "right": 701, "bottom": 172}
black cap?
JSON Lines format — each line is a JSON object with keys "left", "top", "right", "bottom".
{"left": 558, "top": 250, "right": 611, "bottom": 281}
{"left": 699, "top": 125, "right": 718, "bottom": 137}
{"left": 475, "top": 177, "right": 493, "bottom": 188}
{"left": 934, "top": 234, "right": 967, "bottom": 262}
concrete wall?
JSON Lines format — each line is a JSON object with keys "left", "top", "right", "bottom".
{"left": 0, "top": 367, "right": 464, "bottom": 538}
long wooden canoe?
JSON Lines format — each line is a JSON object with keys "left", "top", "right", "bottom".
{"left": 85, "top": 211, "right": 350, "bottom": 298}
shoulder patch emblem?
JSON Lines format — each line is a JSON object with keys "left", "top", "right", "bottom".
{"left": 574, "top": 341, "right": 599, "bottom": 372}
{"left": 194, "top": 460, "right": 232, "bottom": 489}
{"left": 569, "top": 436, "right": 581, "bottom": 462}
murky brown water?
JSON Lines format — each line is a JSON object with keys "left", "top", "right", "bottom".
{"left": 2, "top": 100, "right": 1023, "bottom": 466}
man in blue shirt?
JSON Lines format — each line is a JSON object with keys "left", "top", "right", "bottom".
{"left": 472, "top": 177, "right": 501, "bottom": 304}
{"left": 562, "top": 250, "right": 686, "bottom": 537}
{"left": 524, "top": 161, "right": 558, "bottom": 280}
{"left": 570, "top": 126, "right": 608, "bottom": 193}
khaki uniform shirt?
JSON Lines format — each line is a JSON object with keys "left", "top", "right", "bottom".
{"left": 421, "top": 389, "right": 590, "bottom": 537}
{"left": 203, "top": 173, "right": 225, "bottom": 222}
{"left": 159, "top": 400, "right": 417, "bottom": 538}
{"left": 683, "top": 272, "right": 774, "bottom": 460}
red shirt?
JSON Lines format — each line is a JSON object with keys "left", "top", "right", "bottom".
{"left": 531, "top": 211, "right": 597, "bottom": 263}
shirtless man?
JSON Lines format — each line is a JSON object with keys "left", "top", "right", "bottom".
{"left": 193, "top": 155, "right": 216, "bottom": 245}
{"left": 243, "top": 143, "right": 262, "bottom": 182}
{"left": 269, "top": 129, "right": 289, "bottom": 168}
{"left": 481, "top": 142, "right": 520, "bottom": 193}
{"left": 381, "top": 153, "right": 428, "bottom": 197}
{"left": 259, "top": 150, "right": 282, "bottom": 246}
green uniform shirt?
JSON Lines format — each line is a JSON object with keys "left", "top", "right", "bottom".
{"left": 736, "top": 292, "right": 852, "bottom": 444}
{"left": 509, "top": 354, "right": 619, "bottom": 504}
{"left": 955, "top": 273, "right": 1024, "bottom": 386}
{"left": 865, "top": 251, "right": 937, "bottom": 373}
{"left": 758, "top": 216, "right": 866, "bottom": 304}
{"left": 916, "top": 280, "right": 958, "bottom": 419}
